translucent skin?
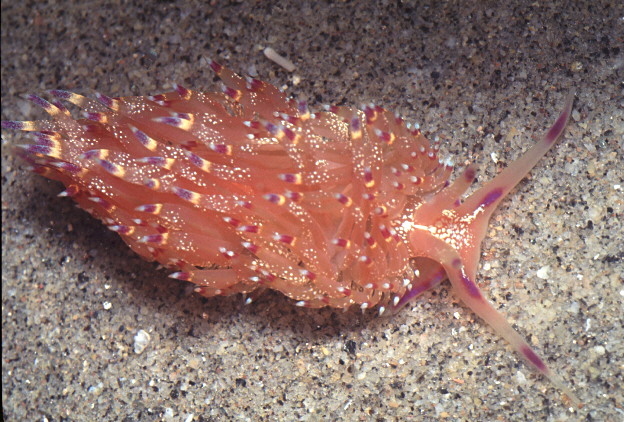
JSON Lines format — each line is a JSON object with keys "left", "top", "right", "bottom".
{"left": 2, "top": 63, "right": 577, "bottom": 404}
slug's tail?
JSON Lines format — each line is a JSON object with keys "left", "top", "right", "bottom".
{"left": 403, "top": 93, "right": 580, "bottom": 406}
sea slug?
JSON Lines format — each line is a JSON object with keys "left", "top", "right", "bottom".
{"left": 2, "top": 61, "right": 578, "bottom": 405}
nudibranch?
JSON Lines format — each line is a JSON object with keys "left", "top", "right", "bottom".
{"left": 2, "top": 61, "right": 578, "bottom": 404}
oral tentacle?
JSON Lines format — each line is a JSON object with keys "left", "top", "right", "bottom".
{"left": 443, "top": 248, "right": 580, "bottom": 405}
{"left": 456, "top": 93, "right": 574, "bottom": 276}
{"left": 408, "top": 228, "right": 579, "bottom": 405}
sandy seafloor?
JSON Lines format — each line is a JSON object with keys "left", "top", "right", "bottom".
{"left": 2, "top": 1, "right": 622, "bottom": 421}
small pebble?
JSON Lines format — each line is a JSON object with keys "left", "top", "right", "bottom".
{"left": 536, "top": 266, "right": 550, "bottom": 279}
{"left": 572, "top": 109, "right": 580, "bottom": 121}
{"left": 568, "top": 301, "right": 580, "bottom": 314}
{"left": 516, "top": 371, "right": 527, "bottom": 384}
{"left": 134, "top": 329, "right": 151, "bottom": 354}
